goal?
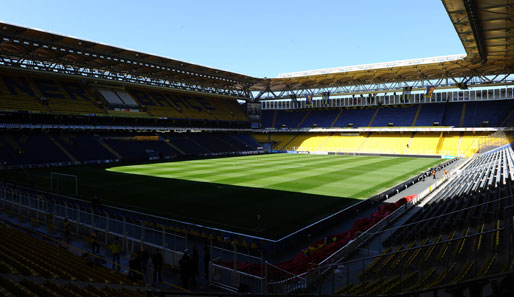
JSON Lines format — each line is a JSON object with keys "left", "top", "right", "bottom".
{"left": 50, "top": 172, "right": 78, "bottom": 196}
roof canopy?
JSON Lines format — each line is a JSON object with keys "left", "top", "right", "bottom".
{"left": 0, "top": 0, "right": 513, "bottom": 98}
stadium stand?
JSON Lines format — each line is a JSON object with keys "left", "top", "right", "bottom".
{"left": 273, "top": 110, "right": 308, "bottom": 128}
{"left": 415, "top": 104, "right": 445, "bottom": 126}
{"left": 1, "top": 132, "right": 72, "bottom": 165}
{"left": 127, "top": 88, "right": 247, "bottom": 122}
{"left": 0, "top": 131, "right": 261, "bottom": 167}
{"left": 371, "top": 106, "right": 418, "bottom": 127}
{"left": 260, "top": 100, "right": 514, "bottom": 129}
{"left": 0, "top": 73, "right": 104, "bottom": 115}
{"left": 0, "top": 4, "right": 513, "bottom": 294}
{"left": 0, "top": 71, "right": 249, "bottom": 125}
{"left": 338, "top": 145, "right": 514, "bottom": 295}
{"left": 52, "top": 133, "right": 116, "bottom": 163}
{"left": 301, "top": 110, "right": 340, "bottom": 128}
{"left": 260, "top": 110, "right": 276, "bottom": 128}
{"left": 360, "top": 133, "right": 412, "bottom": 154}
{"left": 0, "top": 223, "right": 150, "bottom": 296}
{"left": 254, "top": 132, "right": 500, "bottom": 157}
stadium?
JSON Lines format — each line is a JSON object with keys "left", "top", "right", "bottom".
{"left": 0, "top": 0, "right": 513, "bottom": 296}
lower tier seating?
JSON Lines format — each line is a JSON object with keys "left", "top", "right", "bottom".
{"left": 0, "top": 132, "right": 261, "bottom": 167}
{"left": 254, "top": 132, "right": 511, "bottom": 157}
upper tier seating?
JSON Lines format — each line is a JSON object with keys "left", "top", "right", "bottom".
{"left": 273, "top": 110, "right": 308, "bottom": 128}
{"left": 332, "top": 108, "right": 376, "bottom": 128}
{"left": 0, "top": 73, "right": 103, "bottom": 114}
{"left": 0, "top": 72, "right": 248, "bottom": 124}
{"left": 371, "top": 105, "right": 418, "bottom": 127}
{"left": 462, "top": 101, "right": 514, "bottom": 127}
{"left": 260, "top": 100, "right": 514, "bottom": 128}
{"left": 301, "top": 110, "right": 341, "bottom": 128}
{"left": 415, "top": 104, "right": 445, "bottom": 126}
{"left": 127, "top": 88, "right": 248, "bottom": 122}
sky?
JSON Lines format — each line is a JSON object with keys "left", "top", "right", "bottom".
{"left": 0, "top": 0, "right": 465, "bottom": 78}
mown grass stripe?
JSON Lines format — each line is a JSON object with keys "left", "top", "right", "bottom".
{"left": 108, "top": 154, "right": 442, "bottom": 200}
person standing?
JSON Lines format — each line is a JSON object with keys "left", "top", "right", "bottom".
{"left": 432, "top": 169, "right": 437, "bottom": 179}
{"left": 140, "top": 248, "right": 149, "bottom": 274}
{"left": 152, "top": 249, "right": 163, "bottom": 284}
{"left": 203, "top": 244, "right": 211, "bottom": 280}
{"left": 111, "top": 237, "right": 122, "bottom": 271}
{"left": 129, "top": 250, "right": 139, "bottom": 281}
{"left": 64, "top": 218, "right": 71, "bottom": 244}
{"left": 179, "top": 250, "right": 191, "bottom": 289}
{"left": 91, "top": 230, "right": 99, "bottom": 254}
{"left": 191, "top": 246, "right": 199, "bottom": 286}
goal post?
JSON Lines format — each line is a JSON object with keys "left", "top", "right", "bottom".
{"left": 50, "top": 172, "right": 78, "bottom": 196}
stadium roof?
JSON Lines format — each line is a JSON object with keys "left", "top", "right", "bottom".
{"left": 253, "top": 0, "right": 514, "bottom": 94}
{"left": 0, "top": 0, "right": 513, "bottom": 98}
{"left": 0, "top": 22, "right": 260, "bottom": 97}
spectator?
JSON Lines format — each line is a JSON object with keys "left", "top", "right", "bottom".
{"left": 191, "top": 245, "right": 199, "bottom": 285}
{"left": 140, "top": 248, "right": 149, "bottom": 274}
{"left": 203, "top": 244, "right": 211, "bottom": 280}
{"left": 129, "top": 250, "right": 140, "bottom": 281}
{"left": 152, "top": 249, "right": 163, "bottom": 284}
{"left": 91, "top": 230, "right": 99, "bottom": 254}
{"left": 64, "top": 218, "right": 71, "bottom": 244}
{"left": 111, "top": 237, "right": 122, "bottom": 271}
{"left": 179, "top": 249, "right": 191, "bottom": 289}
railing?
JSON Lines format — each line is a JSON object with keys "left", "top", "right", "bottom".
{"left": 0, "top": 186, "right": 185, "bottom": 267}
{"left": 207, "top": 158, "right": 459, "bottom": 293}
{"left": 261, "top": 86, "right": 514, "bottom": 110}
{"left": 304, "top": 157, "right": 468, "bottom": 287}
{"left": 285, "top": 146, "right": 470, "bottom": 158}
{"left": 208, "top": 260, "right": 307, "bottom": 294}
{"left": 265, "top": 261, "right": 307, "bottom": 294}
{"left": 209, "top": 261, "right": 266, "bottom": 293}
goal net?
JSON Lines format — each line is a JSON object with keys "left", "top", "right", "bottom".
{"left": 50, "top": 172, "right": 78, "bottom": 196}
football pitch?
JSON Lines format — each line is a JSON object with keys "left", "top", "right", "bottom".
{"left": 108, "top": 153, "right": 443, "bottom": 199}
{"left": 4, "top": 154, "right": 444, "bottom": 238}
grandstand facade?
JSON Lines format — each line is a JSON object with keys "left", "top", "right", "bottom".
{"left": 1, "top": 0, "right": 514, "bottom": 296}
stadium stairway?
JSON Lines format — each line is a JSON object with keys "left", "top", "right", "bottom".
{"left": 96, "top": 136, "right": 122, "bottom": 159}
{"left": 403, "top": 133, "right": 416, "bottom": 155}
{"left": 500, "top": 109, "right": 514, "bottom": 126}
{"left": 47, "top": 134, "right": 79, "bottom": 163}
{"left": 330, "top": 109, "right": 343, "bottom": 128}
{"left": 435, "top": 131, "right": 444, "bottom": 153}
{"left": 271, "top": 110, "right": 277, "bottom": 128}
{"left": 163, "top": 139, "right": 185, "bottom": 155}
{"left": 2, "top": 134, "right": 22, "bottom": 155}
{"left": 459, "top": 102, "right": 467, "bottom": 127}
{"left": 280, "top": 133, "right": 300, "bottom": 150}
{"left": 296, "top": 110, "right": 311, "bottom": 128}
{"left": 183, "top": 135, "right": 212, "bottom": 153}
{"left": 358, "top": 133, "right": 372, "bottom": 151}
{"left": 368, "top": 108, "right": 379, "bottom": 127}
{"left": 316, "top": 133, "right": 334, "bottom": 151}
{"left": 411, "top": 104, "right": 422, "bottom": 126}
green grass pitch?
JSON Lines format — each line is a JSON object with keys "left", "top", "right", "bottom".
{"left": 108, "top": 153, "right": 442, "bottom": 199}
{"left": 3, "top": 154, "right": 443, "bottom": 238}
